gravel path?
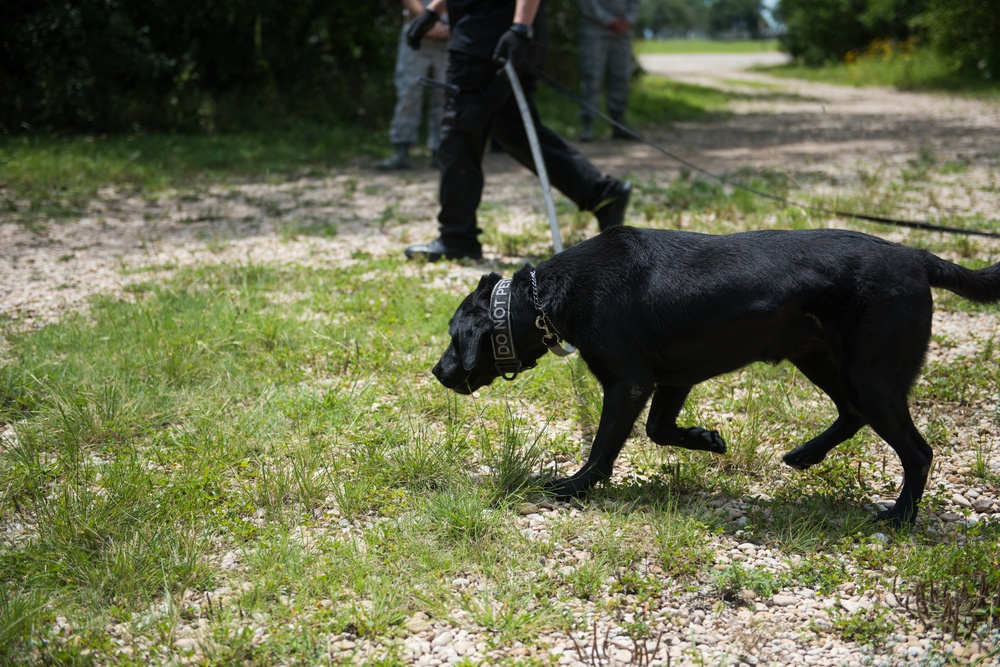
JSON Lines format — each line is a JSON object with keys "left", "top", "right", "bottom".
{"left": 3, "top": 55, "right": 999, "bottom": 665}
{"left": 3, "top": 54, "right": 999, "bottom": 327}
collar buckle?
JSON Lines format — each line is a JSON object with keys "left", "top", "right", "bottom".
{"left": 531, "top": 270, "right": 576, "bottom": 357}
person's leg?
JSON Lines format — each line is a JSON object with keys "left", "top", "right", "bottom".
{"left": 379, "top": 28, "right": 423, "bottom": 170}
{"left": 425, "top": 41, "right": 449, "bottom": 167}
{"left": 578, "top": 27, "right": 608, "bottom": 141}
{"left": 406, "top": 54, "right": 507, "bottom": 260}
{"left": 492, "top": 71, "right": 631, "bottom": 229}
{"left": 606, "top": 34, "right": 635, "bottom": 139}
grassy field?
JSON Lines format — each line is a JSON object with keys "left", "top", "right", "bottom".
{"left": 767, "top": 61, "right": 1000, "bottom": 98}
{"left": 2, "top": 65, "right": 1000, "bottom": 665}
{"left": 3, "top": 162, "right": 1000, "bottom": 664}
{"left": 635, "top": 39, "right": 779, "bottom": 55}
{"left": 760, "top": 39, "right": 1000, "bottom": 98}
{"left": 0, "top": 76, "right": 734, "bottom": 229}
{"left": 0, "top": 123, "right": 384, "bottom": 228}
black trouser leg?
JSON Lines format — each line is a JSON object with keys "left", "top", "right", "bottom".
{"left": 436, "top": 111, "right": 488, "bottom": 250}
{"left": 436, "top": 54, "right": 509, "bottom": 249}
{"left": 492, "top": 89, "right": 608, "bottom": 210}
{"left": 436, "top": 55, "right": 615, "bottom": 247}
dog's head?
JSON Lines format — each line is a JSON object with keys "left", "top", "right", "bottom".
{"left": 435, "top": 270, "right": 547, "bottom": 394}
{"left": 432, "top": 273, "right": 504, "bottom": 394}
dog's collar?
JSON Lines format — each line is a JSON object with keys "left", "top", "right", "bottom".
{"left": 531, "top": 270, "right": 576, "bottom": 357}
{"left": 489, "top": 278, "right": 521, "bottom": 380}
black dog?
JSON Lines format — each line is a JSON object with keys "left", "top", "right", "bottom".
{"left": 433, "top": 226, "right": 1000, "bottom": 524}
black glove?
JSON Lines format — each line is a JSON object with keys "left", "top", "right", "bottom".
{"left": 406, "top": 9, "right": 439, "bottom": 50}
{"left": 492, "top": 26, "right": 530, "bottom": 67}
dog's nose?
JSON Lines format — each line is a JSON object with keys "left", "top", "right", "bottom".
{"left": 432, "top": 361, "right": 444, "bottom": 382}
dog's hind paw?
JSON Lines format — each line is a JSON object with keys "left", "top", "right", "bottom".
{"left": 782, "top": 452, "right": 810, "bottom": 470}
{"left": 872, "top": 505, "right": 916, "bottom": 528}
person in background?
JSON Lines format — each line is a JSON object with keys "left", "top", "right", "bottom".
{"left": 377, "top": 0, "right": 451, "bottom": 171}
{"left": 404, "top": 0, "right": 632, "bottom": 262}
{"left": 577, "top": 0, "right": 640, "bottom": 142}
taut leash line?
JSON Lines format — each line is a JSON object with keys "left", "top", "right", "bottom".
{"left": 526, "top": 64, "right": 1000, "bottom": 241}
{"left": 504, "top": 61, "right": 565, "bottom": 254}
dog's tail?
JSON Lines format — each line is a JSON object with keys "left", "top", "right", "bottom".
{"left": 926, "top": 253, "right": 1000, "bottom": 303}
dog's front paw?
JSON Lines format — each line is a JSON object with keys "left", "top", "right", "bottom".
{"left": 543, "top": 476, "right": 593, "bottom": 500}
{"left": 782, "top": 447, "right": 825, "bottom": 470}
{"left": 681, "top": 427, "right": 727, "bottom": 454}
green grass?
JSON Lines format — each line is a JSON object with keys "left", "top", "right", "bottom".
{"left": 2, "top": 66, "right": 1000, "bottom": 665}
{"left": 2, "top": 208, "right": 999, "bottom": 662}
{"left": 531, "top": 73, "right": 736, "bottom": 143}
{"left": 3, "top": 74, "right": 736, "bottom": 227}
{"left": 762, "top": 41, "right": 1000, "bottom": 98}
{"left": 635, "top": 39, "right": 779, "bottom": 55}
{"left": 0, "top": 121, "right": 383, "bottom": 225}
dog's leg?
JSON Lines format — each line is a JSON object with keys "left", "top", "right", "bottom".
{"left": 782, "top": 413, "right": 864, "bottom": 469}
{"left": 545, "top": 382, "right": 652, "bottom": 498}
{"left": 783, "top": 352, "right": 865, "bottom": 469}
{"left": 833, "top": 311, "right": 931, "bottom": 525}
{"left": 645, "top": 385, "right": 726, "bottom": 453}
{"left": 862, "top": 402, "right": 932, "bottom": 526}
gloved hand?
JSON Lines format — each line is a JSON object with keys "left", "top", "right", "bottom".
{"left": 406, "top": 9, "right": 439, "bottom": 50}
{"left": 492, "top": 26, "right": 530, "bottom": 67}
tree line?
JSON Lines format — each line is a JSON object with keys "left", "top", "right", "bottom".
{"left": 775, "top": 0, "right": 998, "bottom": 69}
{"left": 1, "top": 0, "right": 995, "bottom": 135}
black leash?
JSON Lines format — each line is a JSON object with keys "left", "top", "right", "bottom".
{"left": 526, "top": 64, "right": 1000, "bottom": 241}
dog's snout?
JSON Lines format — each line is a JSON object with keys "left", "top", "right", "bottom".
{"left": 432, "top": 355, "right": 478, "bottom": 394}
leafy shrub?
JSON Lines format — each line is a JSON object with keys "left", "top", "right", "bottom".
{"left": 913, "top": 0, "right": 1000, "bottom": 79}
{"left": 0, "top": 0, "right": 401, "bottom": 133}
{"left": 0, "top": 0, "right": 585, "bottom": 134}
{"left": 776, "top": 0, "right": 926, "bottom": 66}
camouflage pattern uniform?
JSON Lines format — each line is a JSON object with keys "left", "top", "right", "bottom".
{"left": 387, "top": 2, "right": 450, "bottom": 152}
{"left": 578, "top": 0, "right": 640, "bottom": 139}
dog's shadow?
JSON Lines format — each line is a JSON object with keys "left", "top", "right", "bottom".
{"left": 526, "top": 472, "right": 889, "bottom": 551}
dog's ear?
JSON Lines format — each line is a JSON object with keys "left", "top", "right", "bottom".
{"left": 474, "top": 272, "right": 503, "bottom": 299}
{"left": 460, "top": 319, "right": 491, "bottom": 371}
{"left": 457, "top": 272, "right": 502, "bottom": 371}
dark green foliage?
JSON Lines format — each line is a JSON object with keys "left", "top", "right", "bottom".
{"left": 0, "top": 0, "right": 586, "bottom": 135}
{"left": 774, "top": 0, "right": 861, "bottom": 65}
{"left": 914, "top": 0, "right": 1000, "bottom": 79}
{"left": 776, "top": 0, "right": 997, "bottom": 80}
{"left": 707, "top": 0, "right": 765, "bottom": 39}
{"left": 775, "top": 0, "right": 926, "bottom": 65}
{"left": 0, "top": 0, "right": 401, "bottom": 133}
{"left": 541, "top": 0, "right": 583, "bottom": 87}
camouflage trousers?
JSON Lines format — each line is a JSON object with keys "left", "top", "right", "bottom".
{"left": 578, "top": 26, "right": 633, "bottom": 123}
{"left": 388, "top": 25, "right": 449, "bottom": 149}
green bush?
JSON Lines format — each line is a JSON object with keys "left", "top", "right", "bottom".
{"left": 1, "top": 0, "right": 584, "bottom": 134}
{"left": 914, "top": 0, "right": 1000, "bottom": 79}
{"left": 775, "top": 0, "right": 926, "bottom": 66}
{"left": 0, "top": 0, "right": 400, "bottom": 133}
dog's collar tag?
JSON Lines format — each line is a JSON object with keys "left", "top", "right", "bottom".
{"left": 490, "top": 278, "right": 522, "bottom": 380}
